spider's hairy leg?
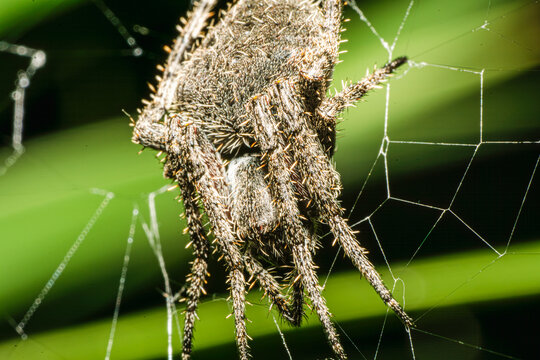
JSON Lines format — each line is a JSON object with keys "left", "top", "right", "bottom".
{"left": 289, "top": 271, "right": 305, "bottom": 326}
{"left": 132, "top": 121, "right": 168, "bottom": 151}
{"left": 249, "top": 98, "right": 347, "bottom": 360}
{"left": 154, "top": 0, "right": 218, "bottom": 109}
{"left": 167, "top": 117, "right": 251, "bottom": 360}
{"left": 298, "top": 0, "right": 343, "bottom": 82}
{"left": 328, "top": 215, "right": 414, "bottom": 326}
{"left": 133, "top": 0, "right": 218, "bottom": 150}
{"left": 228, "top": 155, "right": 305, "bottom": 326}
{"left": 295, "top": 0, "right": 345, "bottom": 154}
{"left": 291, "top": 236, "right": 345, "bottom": 356}
{"left": 168, "top": 0, "right": 219, "bottom": 69}
{"left": 281, "top": 86, "right": 414, "bottom": 327}
{"left": 322, "top": 0, "right": 344, "bottom": 38}
{"left": 268, "top": 148, "right": 346, "bottom": 359}
{"left": 167, "top": 166, "right": 210, "bottom": 359}
{"left": 243, "top": 254, "right": 304, "bottom": 326}
{"left": 316, "top": 57, "right": 408, "bottom": 132}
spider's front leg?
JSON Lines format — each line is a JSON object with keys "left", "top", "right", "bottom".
{"left": 315, "top": 57, "right": 408, "bottom": 154}
{"left": 178, "top": 182, "right": 209, "bottom": 360}
{"left": 283, "top": 76, "right": 414, "bottom": 327}
{"left": 163, "top": 154, "right": 210, "bottom": 359}
{"left": 166, "top": 116, "right": 250, "bottom": 360}
{"left": 132, "top": 118, "right": 168, "bottom": 151}
{"left": 248, "top": 95, "right": 347, "bottom": 360}
{"left": 132, "top": 0, "right": 219, "bottom": 150}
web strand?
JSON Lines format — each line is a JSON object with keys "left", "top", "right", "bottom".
{"left": 104, "top": 206, "right": 139, "bottom": 360}
{"left": 15, "top": 190, "right": 114, "bottom": 339}
{"left": 272, "top": 315, "right": 293, "bottom": 360}
{"left": 333, "top": 0, "right": 538, "bottom": 357}
{"left": 141, "top": 185, "right": 181, "bottom": 360}
{"left": 91, "top": 0, "right": 143, "bottom": 57}
{"left": 373, "top": 313, "right": 388, "bottom": 360}
{"left": 412, "top": 328, "right": 520, "bottom": 360}
{"left": 0, "top": 0, "right": 144, "bottom": 175}
{"left": 504, "top": 155, "right": 539, "bottom": 252}
{"left": 0, "top": 41, "right": 46, "bottom": 176}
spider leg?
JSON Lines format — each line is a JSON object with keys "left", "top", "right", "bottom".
{"left": 270, "top": 149, "right": 346, "bottom": 359}
{"left": 289, "top": 271, "right": 305, "bottom": 326}
{"left": 329, "top": 212, "right": 414, "bottom": 326}
{"left": 317, "top": 57, "right": 408, "bottom": 128}
{"left": 243, "top": 254, "right": 305, "bottom": 326}
{"left": 167, "top": 116, "right": 250, "bottom": 360}
{"left": 322, "top": 0, "right": 344, "bottom": 40}
{"left": 308, "top": 0, "right": 406, "bottom": 156}
{"left": 295, "top": 0, "right": 343, "bottom": 82}
{"left": 133, "top": 0, "right": 218, "bottom": 150}
{"left": 276, "top": 80, "right": 414, "bottom": 327}
{"left": 155, "top": 0, "right": 218, "bottom": 109}
{"left": 170, "top": 170, "right": 210, "bottom": 359}
{"left": 311, "top": 58, "right": 408, "bottom": 156}
{"left": 291, "top": 236, "right": 347, "bottom": 358}
{"left": 305, "top": 121, "right": 413, "bottom": 326}
{"left": 249, "top": 97, "right": 347, "bottom": 360}
{"left": 132, "top": 121, "right": 168, "bottom": 151}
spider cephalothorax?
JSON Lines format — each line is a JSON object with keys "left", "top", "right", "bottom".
{"left": 132, "top": 1, "right": 411, "bottom": 359}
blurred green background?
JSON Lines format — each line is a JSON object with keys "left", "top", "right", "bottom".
{"left": 0, "top": 0, "right": 539, "bottom": 359}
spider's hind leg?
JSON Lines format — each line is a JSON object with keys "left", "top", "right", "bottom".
{"left": 167, "top": 117, "right": 251, "bottom": 360}
{"left": 249, "top": 93, "right": 348, "bottom": 359}
{"left": 255, "top": 78, "right": 413, "bottom": 331}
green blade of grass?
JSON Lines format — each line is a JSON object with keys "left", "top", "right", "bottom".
{"left": 0, "top": 240, "right": 538, "bottom": 359}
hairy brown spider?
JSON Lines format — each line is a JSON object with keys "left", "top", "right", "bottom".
{"left": 132, "top": 0, "right": 412, "bottom": 359}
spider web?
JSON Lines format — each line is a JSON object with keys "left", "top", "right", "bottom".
{"left": 0, "top": 0, "right": 538, "bottom": 359}
{"left": 0, "top": 41, "right": 46, "bottom": 176}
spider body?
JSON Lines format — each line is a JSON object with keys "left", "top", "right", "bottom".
{"left": 174, "top": 0, "right": 327, "bottom": 156}
{"left": 132, "top": 1, "right": 411, "bottom": 359}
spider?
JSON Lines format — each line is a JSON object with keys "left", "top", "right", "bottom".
{"left": 132, "top": 0, "right": 412, "bottom": 359}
